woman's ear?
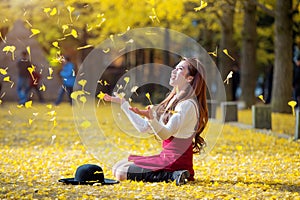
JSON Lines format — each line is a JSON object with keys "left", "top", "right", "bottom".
{"left": 187, "top": 76, "right": 194, "bottom": 83}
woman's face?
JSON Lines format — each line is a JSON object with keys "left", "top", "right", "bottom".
{"left": 169, "top": 60, "right": 191, "bottom": 88}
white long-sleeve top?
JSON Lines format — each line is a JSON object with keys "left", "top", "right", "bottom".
{"left": 121, "top": 99, "right": 198, "bottom": 140}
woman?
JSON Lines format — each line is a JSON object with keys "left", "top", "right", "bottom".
{"left": 104, "top": 57, "right": 208, "bottom": 186}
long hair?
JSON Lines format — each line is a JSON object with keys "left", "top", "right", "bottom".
{"left": 155, "top": 57, "right": 208, "bottom": 154}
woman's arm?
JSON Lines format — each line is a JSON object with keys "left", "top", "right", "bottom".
{"left": 104, "top": 94, "right": 150, "bottom": 133}
{"left": 121, "top": 101, "right": 151, "bottom": 133}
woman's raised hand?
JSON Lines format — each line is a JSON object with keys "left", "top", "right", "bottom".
{"left": 129, "top": 106, "right": 154, "bottom": 120}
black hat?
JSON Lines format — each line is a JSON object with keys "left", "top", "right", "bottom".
{"left": 58, "top": 164, "right": 119, "bottom": 185}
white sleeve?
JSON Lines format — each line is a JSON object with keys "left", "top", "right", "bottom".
{"left": 147, "top": 100, "right": 196, "bottom": 140}
{"left": 120, "top": 101, "right": 151, "bottom": 133}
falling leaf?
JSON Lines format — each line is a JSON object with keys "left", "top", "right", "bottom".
{"left": 124, "top": 77, "right": 130, "bottom": 89}
{"left": 79, "top": 96, "right": 87, "bottom": 104}
{"left": 0, "top": 67, "right": 8, "bottom": 75}
{"left": 80, "top": 120, "right": 91, "bottom": 129}
{"left": 258, "top": 95, "right": 265, "bottom": 103}
{"left": 47, "top": 110, "right": 56, "bottom": 116}
{"left": 223, "top": 71, "right": 233, "bottom": 84}
{"left": 145, "top": 92, "right": 153, "bottom": 105}
{"left": 3, "top": 45, "right": 16, "bottom": 60}
{"left": 46, "top": 104, "right": 52, "bottom": 109}
{"left": 223, "top": 49, "right": 235, "bottom": 61}
{"left": 47, "top": 67, "right": 53, "bottom": 79}
{"left": 33, "top": 112, "right": 39, "bottom": 116}
{"left": 97, "top": 91, "right": 105, "bottom": 100}
{"left": 0, "top": 32, "right": 6, "bottom": 43}
{"left": 77, "top": 45, "right": 93, "bottom": 50}
{"left": 25, "top": 100, "right": 32, "bottom": 108}
{"left": 70, "top": 29, "right": 78, "bottom": 38}
{"left": 131, "top": 86, "right": 139, "bottom": 96}
{"left": 62, "top": 24, "right": 69, "bottom": 33}
{"left": 288, "top": 101, "right": 297, "bottom": 116}
{"left": 52, "top": 41, "right": 60, "bottom": 49}
{"left": 71, "top": 90, "right": 85, "bottom": 100}
{"left": 78, "top": 79, "right": 87, "bottom": 88}
{"left": 39, "top": 84, "right": 46, "bottom": 91}
{"left": 194, "top": 0, "right": 208, "bottom": 11}
{"left": 50, "top": 135, "right": 56, "bottom": 145}
{"left": 50, "top": 7, "right": 57, "bottom": 16}
{"left": 208, "top": 46, "right": 218, "bottom": 57}
{"left": 149, "top": 8, "right": 160, "bottom": 23}
{"left": 103, "top": 48, "right": 110, "bottom": 53}
{"left": 3, "top": 76, "right": 11, "bottom": 82}
{"left": 116, "top": 84, "right": 123, "bottom": 93}
{"left": 28, "top": 119, "right": 34, "bottom": 126}
{"left": 43, "top": 7, "right": 51, "bottom": 14}
{"left": 26, "top": 46, "right": 31, "bottom": 61}
{"left": 67, "top": 6, "right": 75, "bottom": 22}
{"left": 30, "top": 29, "right": 40, "bottom": 38}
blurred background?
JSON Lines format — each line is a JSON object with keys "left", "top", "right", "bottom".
{"left": 0, "top": 0, "right": 299, "bottom": 113}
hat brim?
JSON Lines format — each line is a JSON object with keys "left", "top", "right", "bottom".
{"left": 58, "top": 178, "right": 119, "bottom": 185}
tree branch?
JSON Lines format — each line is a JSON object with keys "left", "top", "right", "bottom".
{"left": 249, "top": 0, "right": 275, "bottom": 17}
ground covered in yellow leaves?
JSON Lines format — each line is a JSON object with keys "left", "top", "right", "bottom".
{"left": 0, "top": 102, "right": 300, "bottom": 199}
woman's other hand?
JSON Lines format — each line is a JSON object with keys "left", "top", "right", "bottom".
{"left": 129, "top": 106, "right": 154, "bottom": 120}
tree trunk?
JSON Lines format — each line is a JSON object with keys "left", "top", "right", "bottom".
{"left": 218, "top": 0, "right": 237, "bottom": 101}
{"left": 240, "top": 0, "right": 257, "bottom": 108}
{"left": 271, "top": 0, "right": 293, "bottom": 113}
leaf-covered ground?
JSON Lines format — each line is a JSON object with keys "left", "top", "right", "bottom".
{"left": 0, "top": 102, "right": 299, "bottom": 199}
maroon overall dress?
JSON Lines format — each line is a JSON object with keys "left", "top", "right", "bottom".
{"left": 128, "top": 135, "right": 195, "bottom": 181}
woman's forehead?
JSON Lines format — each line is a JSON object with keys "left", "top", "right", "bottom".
{"left": 176, "top": 60, "right": 189, "bottom": 68}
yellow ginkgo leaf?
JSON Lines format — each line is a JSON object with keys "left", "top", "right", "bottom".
{"left": 258, "top": 95, "right": 265, "bottom": 103}
{"left": 194, "top": 0, "right": 208, "bottom": 11}
{"left": 0, "top": 32, "right": 6, "bottom": 43}
{"left": 28, "top": 119, "right": 34, "bottom": 125}
{"left": 77, "top": 45, "right": 93, "bottom": 50}
{"left": 223, "top": 49, "right": 235, "bottom": 61}
{"left": 71, "top": 90, "right": 85, "bottom": 100}
{"left": 103, "top": 48, "right": 110, "bottom": 53}
{"left": 47, "top": 110, "right": 56, "bottom": 116}
{"left": 145, "top": 92, "right": 153, "bottom": 105}
{"left": 3, "top": 76, "right": 11, "bottom": 82}
{"left": 78, "top": 79, "right": 87, "bottom": 88}
{"left": 26, "top": 46, "right": 31, "bottom": 61}
{"left": 288, "top": 101, "right": 297, "bottom": 116}
{"left": 39, "top": 84, "right": 46, "bottom": 91}
{"left": 79, "top": 96, "right": 87, "bottom": 104}
{"left": 43, "top": 7, "right": 51, "bottom": 13}
{"left": 50, "top": 7, "right": 57, "bottom": 16}
{"left": 223, "top": 71, "right": 233, "bottom": 84}
{"left": 30, "top": 29, "right": 40, "bottom": 38}
{"left": 80, "top": 120, "right": 91, "bottom": 129}
{"left": 46, "top": 104, "right": 52, "bottom": 109}
{"left": 17, "top": 104, "right": 23, "bottom": 108}
{"left": 67, "top": 6, "right": 75, "bottom": 22}
{"left": 25, "top": 100, "right": 32, "bottom": 108}
{"left": 71, "top": 29, "right": 78, "bottom": 38}
{"left": 52, "top": 41, "right": 59, "bottom": 49}
{"left": 97, "top": 91, "right": 105, "bottom": 100}
{"left": 124, "top": 77, "right": 130, "bottom": 89}
{"left": 62, "top": 24, "right": 69, "bottom": 33}
{"left": 131, "top": 86, "right": 139, "bottom": 96}
{"left": 0, "top": 67, "right": 8, "bottom": 75}
{"left": 47, "top": 67, "right": 53, "bottom": 79}
{"left": 3, "top": 45, "right": 16, "bottom": 60}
